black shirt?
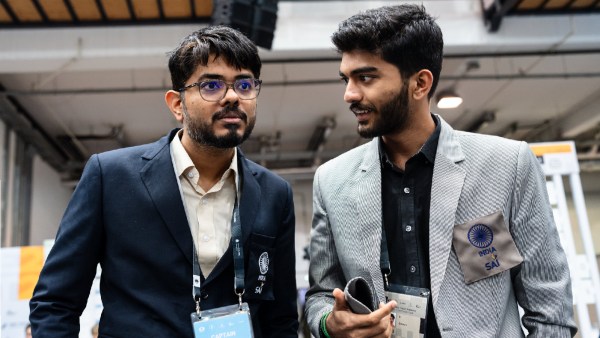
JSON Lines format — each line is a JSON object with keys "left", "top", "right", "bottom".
{"left": 380, "top": 114, "right": 441, "bottom": 338}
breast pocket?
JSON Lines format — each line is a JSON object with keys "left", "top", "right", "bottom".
{"left": 245, "top": 233, "right": 276, "bottom": 301}
{"left": 453, "top": 211, "right": 523, "bottom": 284}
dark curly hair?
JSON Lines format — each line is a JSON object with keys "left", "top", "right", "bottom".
{"left": 332, "top": 4, "right": 443, "bottom": 99}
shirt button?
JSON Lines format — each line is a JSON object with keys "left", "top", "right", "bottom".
{"left": 403, "top": 187, "right": 410, "bottom": 194}
{"left": 405, "top": 225, "right": 412, "bottom": 232}
{"left": 201, "top": 234, "right": 210, "bottom": 242}
{"left": 201, "top": 291, "right": 208, "bottom": 300}
{"left": 187, "top": 172, "right": 194, "bottom": 178}
{"left": 201, "top": 200, "right": 207, "bottom": 205}
{"left": 410, "top": 265, "right": 416, "bottom": 273}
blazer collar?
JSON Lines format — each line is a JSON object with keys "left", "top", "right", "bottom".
{"left": 429, "top": 116, "right": 466, "bottom": 306}
{"left": 435, "top": 114, "right": 465, "bottom": 163}
{"left": 140, "top": 129, "right": 193, "bottom": 265}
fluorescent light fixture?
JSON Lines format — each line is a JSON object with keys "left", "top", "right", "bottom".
{"left": 436, "top": 89, "right": 463, "bottom": 109}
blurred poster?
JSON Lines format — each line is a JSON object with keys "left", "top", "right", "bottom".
{"left": 1, "top": 245, "right": 102, "bottom": 338}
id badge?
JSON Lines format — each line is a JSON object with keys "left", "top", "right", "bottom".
{"left": 385, "top": 285, "right": 429, "bottom": 338}
{"left": 190, "top": 303, "right": 254, "bottom": 338}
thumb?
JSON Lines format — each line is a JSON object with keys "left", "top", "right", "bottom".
{"left": 378, "top": 299, "right": 397, "bottom": 313}
{"left": 332, "top": 288, "right": 348, "bottom": 311}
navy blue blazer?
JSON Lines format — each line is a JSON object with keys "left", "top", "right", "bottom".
{"left": 30, "top": 129, "right": 298, "bottom": 337}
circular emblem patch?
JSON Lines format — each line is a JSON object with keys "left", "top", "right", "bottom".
{"left": 259, "top": 252, "right": 269, "bottom": 275}
{"left": 467, "top": 224, "right": 494, "bottom": 248}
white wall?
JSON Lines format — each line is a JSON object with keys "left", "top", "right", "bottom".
{"left": 291, "top": 180, "right": 314, "bottom": 290}
{"left": 29, "top": 155, "right": 72, "bottom": 245}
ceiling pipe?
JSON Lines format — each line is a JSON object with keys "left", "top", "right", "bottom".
{"left": 0, "top": 96, "right": 70, "bottom": 172}
{"left": 4, "top": 71, "right": 600, "bottom": 97}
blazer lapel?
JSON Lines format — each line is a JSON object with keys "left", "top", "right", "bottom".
{"left": 355, "top": 139, "right": 387, "bottom": 299}
{"left": 237, "top": 151, "right": 260, "bottom": 244}
{"left": 429, "top": 117, "right": 466, "bottom": 306}
{"left": 140, "top": 130, "right": 193, "bottom": 265}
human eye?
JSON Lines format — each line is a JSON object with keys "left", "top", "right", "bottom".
{"left": 200, "top": 80, "right": 223, "bottom": 92}
{"left": 235, "top": 79, "right": 254, "bottom": 92}
{"left": 339, "top": 76, "right": 349, "bottom": 85}
{"left": 358, "top": 74, "right": 375, "bottom": 83}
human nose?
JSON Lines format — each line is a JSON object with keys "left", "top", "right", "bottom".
{"left": 220, "top": 83, "right": 240, "bottom": 105}
{"left": 343, "top": 80, "right": 362, "bottom": 103}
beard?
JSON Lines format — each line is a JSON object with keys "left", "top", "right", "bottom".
{"left": 182, "top": 104, "right": 256, "bottom": 149}
{"left": 351, "top": 85, "right": 410, "bottom": 139}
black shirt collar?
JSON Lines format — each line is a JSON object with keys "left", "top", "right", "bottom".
{"left": 379, "top": 114, "right": 441, "bottom": 167}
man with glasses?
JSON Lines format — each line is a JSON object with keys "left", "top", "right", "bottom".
{"left": 30, "top": 26, "right": 298, "bottom": 338}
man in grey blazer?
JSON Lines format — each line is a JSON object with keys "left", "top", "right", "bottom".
{"left": 305, "top": 4, "right": 577, "bottom": 338}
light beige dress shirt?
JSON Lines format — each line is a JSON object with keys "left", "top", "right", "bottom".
{"left": 170, "top": 130, "right": 239, "bottom": 276}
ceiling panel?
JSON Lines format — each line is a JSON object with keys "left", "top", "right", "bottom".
{"left": 132, "top": 0, "right": 160, "bottom": 19}
{"left": 0, "top": 0, "right": 210, "bottom": 27}
{"left": 71, "top": 0, "right": 103, "bottom": 21}
{"left": 39, "top": 0, "right": 71, "bottom": 21}
{"left": 6, "top": 0, "right": 42, "bottom": 22}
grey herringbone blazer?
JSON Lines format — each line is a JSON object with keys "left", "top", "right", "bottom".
{"left": 305, "top": 116, "right": 577, "bottom": 337}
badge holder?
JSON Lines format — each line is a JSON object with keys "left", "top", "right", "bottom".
{"left": 385, "top": 284, "right": 429, "bottom": 338}
{"left": 190, "top": 301, "right": 254, "bottom": 338}
{"left": 380, "top": 221, "right": 430, "bottom": 338}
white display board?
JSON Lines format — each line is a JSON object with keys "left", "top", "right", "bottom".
{"left": 0, "top": 243, "right": 102, "bottom": 338}
{"left": 530, "top": 141, "right": 600, "bottom": 338}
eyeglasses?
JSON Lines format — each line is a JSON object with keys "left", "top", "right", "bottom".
{"left": 179, "top": 78, "right": 262, "bottom": 102}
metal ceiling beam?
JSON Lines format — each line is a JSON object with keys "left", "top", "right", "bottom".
{"left": 4, "top": 70, "right": 600, "bottom": 97}
{"left": 31, "top": 0, "right": 49, "bottom": 23}
{"left": 63, "top": 0, "right": 78, "bottom": 22}
{"left": 95, "top": 0, "right": 108, "bottom": 21}
{"left": 0, "top": 96, "right": 70, "bottom": 173}
{"left": 1, "top": 0, "right": 19, "bottom": 22}
{"left": 560, "top": 90, "right": 600, "bottom": 138}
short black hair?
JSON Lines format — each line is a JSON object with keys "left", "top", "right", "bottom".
{"left": 168, "top": 26, "right": 261, "bottom": 90}
{"left": 332, "top": 4, "right": 443, "bottom": 99}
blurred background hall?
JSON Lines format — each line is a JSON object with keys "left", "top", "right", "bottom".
{"left": 0, "top": 0, "right": 599, "bottom": 337}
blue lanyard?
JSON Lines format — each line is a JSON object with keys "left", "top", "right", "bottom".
{"left": 193, "top": 197, "right": 244, "bottom": 315}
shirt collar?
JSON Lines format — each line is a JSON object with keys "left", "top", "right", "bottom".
{"left": 170, "top": 129, "right": 239, "bottom": 191}
{"left": 379, "top": 113, "right": 441, "bottom": 167}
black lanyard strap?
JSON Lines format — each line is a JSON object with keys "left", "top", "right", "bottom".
{"left": 380, "top": 226, "right": 391, "bottom": 290}
{"left": 193, "top": 197, "right": 245, "bottom": 315}
{"left": 231, "top": 200, "right": 245, "bottom": 304}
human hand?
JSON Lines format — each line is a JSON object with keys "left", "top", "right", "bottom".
{"left": 325, "top": 288, "right": 397, "bottom": 338}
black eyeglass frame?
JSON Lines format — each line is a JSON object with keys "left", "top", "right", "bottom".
{"left": 178, "top": 78, "right": 263, "bottom": 102}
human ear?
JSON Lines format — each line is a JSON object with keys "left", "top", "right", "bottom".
{"left": 412, "top": 70, "right": 433, "bottom": 101}
{"left": 165, "top": 90, "right": 184, "bottom": 123}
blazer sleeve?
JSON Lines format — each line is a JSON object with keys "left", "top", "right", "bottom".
{"left": 29, "top": 154, "right": 105, "bottom": 338}
{"left": 304, "top": 166, "right": 345, "bottom": 337}
{"left": 510, "top": 142, "right": 577, "bottom": 337}
{"left": 258, "top": 182, "right": 299, "bottom": 337}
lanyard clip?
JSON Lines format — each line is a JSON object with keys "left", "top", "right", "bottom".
{"left": 236, "top": 290, "right": 244, "bottom": 311}
{"left": 194, "top": 295, "right": 201, "bottom": 317}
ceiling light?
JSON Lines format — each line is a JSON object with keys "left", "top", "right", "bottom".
{"left": 436, "top": 89, "right": 463, "bottom": 109}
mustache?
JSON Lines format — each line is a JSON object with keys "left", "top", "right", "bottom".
{"left": 349, "top": 102, "right": 375, "bottom": 114}
{"left": 213, "top": 107, "right": 247, "bottom": 122}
